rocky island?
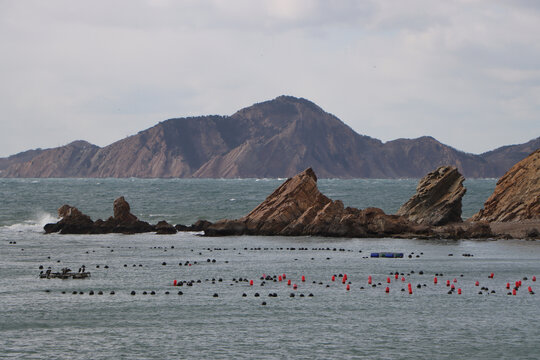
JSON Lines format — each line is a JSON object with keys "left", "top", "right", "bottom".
{"left": 44, "top": 148, "right": 539, "bottom": 239}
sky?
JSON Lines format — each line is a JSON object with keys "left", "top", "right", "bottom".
{"left": 1, "top": 0, "right": 539, "bottom": 157}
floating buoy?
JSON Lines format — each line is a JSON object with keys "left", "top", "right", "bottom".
{"left": 293, "top": 284, "right": 298, "bottom": 290}
{"left": 490, "top": 272, "right": 494, "bottom": 279}
{"left": 457, "top": 288, "right": 462, "bottom": 295}
{"left": 283, "top": 274, "right": 286, "bottom": 279}
{"left": 434, "top": 277, "right": 438, "bottom": 284}
{"left": 278, "top": 275, "right": 282, "bottom": 282}
{"left": 408, "top": 283, "right": 412, "bottom": 295}
{"left": 368, "top": 276, "right": 372, "bottom": 285}
{"left": 332, "top": 275, "right": 336, "bottom": 282}
{"left": 250, "top": 280, "right": 254, "bottom": 286}
{"left": 401, "top": 277, "right": 405, "bottom": 282}
{"left": 173, "top": 279, "right": 177, "bottom": 286}
{"left": 528, "top": 286, "right": 533, "bottom": 293}
{"left": 506, "top": 282, "right": 510, "bottom": 289}
{"left": 395, "top": 273, "right": 399, "bottom": 280}
{"left": 446, "top": 280, "right": 451, "bottom": 287}
{"left": 387, "top": 277, "right": 391, "bottom": 284}
{"left": 385, "top": 287, "right": 390, "bottom": 293}
{"left": 451, "top": 284, "right": 455, "bottom": 290}
{"left": 288, "top": 279, "right": 291, "bottom": 286}
{"left": 533, "top": 276, "right": 536, "bottom": 282}
{"left": 475, "top": 281, "right": 479, "bottom": 286}
{"left": 346, "top": 284, "right": 350, "bottom": 291}
{"left": 513, "top": 289, "right": 517, "bottom": 296}
{"left": 301, "top": 275, "right": 306, "bottom": 282}
{"left": 343, "top": 274, "right": 348, "bottom": 281}
{"left": 453, "top": 278, "right": 457, "bottom": 283}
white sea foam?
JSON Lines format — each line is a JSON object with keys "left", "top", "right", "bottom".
{"left": 2, "top": 212, "right": 58, "bottom": 233}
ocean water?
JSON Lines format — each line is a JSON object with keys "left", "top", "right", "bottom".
{"left": 2, "top": 178, "right": 540, "bottom": 359}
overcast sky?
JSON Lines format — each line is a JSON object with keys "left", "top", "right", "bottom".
{"left": 1, "top": 0, "right": 539, "bottom": 157}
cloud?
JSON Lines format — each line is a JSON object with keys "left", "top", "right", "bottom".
{"left": 0, "top": 0, "right": 539, "bottom": 157}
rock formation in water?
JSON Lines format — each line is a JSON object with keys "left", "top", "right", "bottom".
{"left": 44, "top": 205, "right": 96, "bottom": 234}
{"left": 471, "top": 149, "right": 540, "bottom": 222}
{"left": 2, "top": 96, "right": 539, "bottom": 178}
{"left": 45, "top": 197, "right": 154, "bottom": 234}
{"left": 206, "top": 168, "right": 427, "bottom": 237}
{"left": 397, "top": 166, "right": 466, "bottom": 226}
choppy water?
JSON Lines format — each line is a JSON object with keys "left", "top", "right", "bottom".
{"left": 2, "top": 178, "right": 540, "bottom": 359}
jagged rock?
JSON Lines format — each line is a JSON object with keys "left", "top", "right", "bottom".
{"left": 205, "top": 168, "right": 422, "bottom": 237}
{"left": 44, "top": 205, "right": 95, "bottom": 234}
{"left": 44, "top": 197, "right": 154, "bottom": 234}
{"left": 471, "top": 149, "right": 540, "bottom": 222}
{"left": 175, "top": 220, "right": 213, "bottom": 232}
{"left": 155, "top": 220, "right": 177, "bottom": 235}
{"left": 397, "top": 166, "right": 466, "bottom": 226}
{"left": 99, "top": 196, "right": 154, "bottom": 233}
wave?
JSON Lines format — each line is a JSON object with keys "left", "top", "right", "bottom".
{"left": 1, "top": 212, "right": 58, "bottom": 233}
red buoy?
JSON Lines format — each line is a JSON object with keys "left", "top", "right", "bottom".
{"left": 395, "top": 273, "right": 399, "bottom": 280}
{"left": 457, "top": 288, "right": 462, "bottom": 295}
{"left": 342, "top": 277, "right": 346, "bottom": 284}
{"left": 332, "top": 275, "right": 335, "bottom": 282}
{"left": 387, "top": 277, "right": 391, "bottom": 284}
{"left": 288, "top": 279, "right": 291, "bottom": 286}
{"left": 385, "top": 287, "right": 390, "bottom": 293}
{"left": 408, "top": 283, "right": 412, "bottom": 295}
{"left": 506, "top": 282, "right": 510, "bottom": 289}
{"left": 250, "top": 280, "right": 254, "bottom": 286}
{"left": 446, "top": 280, "right": 451, "bottom": 287}
{"left": 451, "top": 284, "right": 455, "bottom": 290}
{"left": 490, "top": 272, "right": 494, "bottom": 279}
{"left": 346, "top": 284, "right": 350, "bottom": 291}
{"left": 528, "top": 286, "right": 533, "bottom": 293}
{"left": 283, "top": 274, "right": 286, "bottom": 279}
{"left": 401, "top": 277, "right": 405, "bottom": 282}
{"left": 278, "top": 275, "right": 282, "bottom": 282}
{"left": 293, "top": 284, "right": 297, "bottom": 290}
{"left": 475, "top": 281, "right": 479, "bottom": 286}
{"left": 173, "top": 279, "right": 177, "bottom": 286}
{"left": 453, "top": 278, "right": 457, "bottom": 283}
{"left": 368, "top": 276, "right": 372, "bottom": 285}
{"left": 533, "top": 276, "right": 536, "bottom": 282}
{"left": 301, "top": 275, "right": 305, "bottom": 282}
{"left": 434, "top": 277, "right": 438, "bottom": 284}
{"left": 343, "top": 274, "right": 348, "bottom": 281}
{"left": 513, "top": 288, "right": 517, "bottom": 296}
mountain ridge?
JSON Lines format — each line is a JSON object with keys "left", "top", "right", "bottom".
{"left": 1, "top": 95, "right": 538, "bottom": 178}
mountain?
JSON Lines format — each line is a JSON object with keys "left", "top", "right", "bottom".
{"left": 0, "top": 95, "right": 538, "bottom": 178}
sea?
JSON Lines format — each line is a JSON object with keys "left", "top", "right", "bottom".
{"left": 1, "top": 178, "right": 540, "bottom": 359}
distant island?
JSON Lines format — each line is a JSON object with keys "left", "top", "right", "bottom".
{"left": 1, "top": 95, "right": 539, "bottom": 178}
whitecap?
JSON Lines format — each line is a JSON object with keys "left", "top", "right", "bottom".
{"left": 1, "top": 212, "right": 58, "bottom": 234}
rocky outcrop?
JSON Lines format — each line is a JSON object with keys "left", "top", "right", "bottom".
{"left": 44, "top": 197, "right": 155, "bottom": 234}
{"left": 2, "top": 96, "right": 538, "bottom": 178}
{"left": 206, "top": 168, "right": 426, "bottom": 237}
{"left": 175, "top": 220, "right": 213, "bottom": 232}
{"left": 397, "top": 166, "right": 466, "bottom": 226}
{"left": 155, "top": 221, "right": 177, "bottom": 235}
{"left": 471, "top": 149, "right": 540, "bottom": 222}
{"left": 44, "top": 205, "right": 96, "bottom": 234}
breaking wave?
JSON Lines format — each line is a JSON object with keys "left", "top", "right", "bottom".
{"left": 1, "top": 212, "right": 58, "bottom": 233}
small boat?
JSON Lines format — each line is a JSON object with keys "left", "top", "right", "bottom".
{"left": 370, "top": 252, "right": 404, "bottom": 258}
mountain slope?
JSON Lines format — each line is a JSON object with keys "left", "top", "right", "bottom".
{"left": 0, "top": 96, "right": 537, "bottom": 178}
